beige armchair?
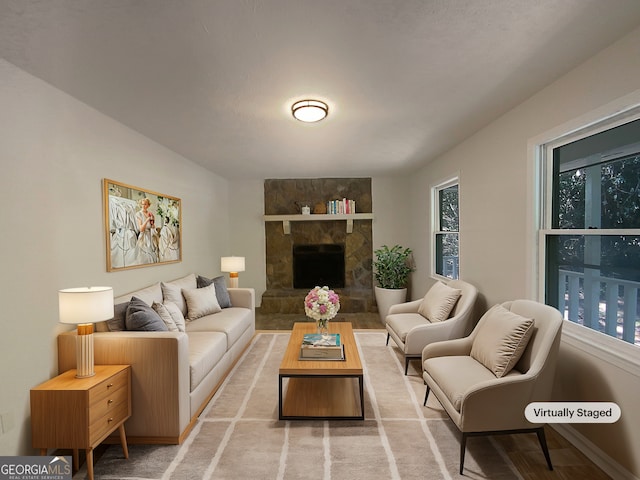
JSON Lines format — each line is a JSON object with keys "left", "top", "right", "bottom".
{"left": 422, "top": 299, "right": 563, "bottom": 474}
{"left": 386, "top": 279, "right": 478, "bottom": 374}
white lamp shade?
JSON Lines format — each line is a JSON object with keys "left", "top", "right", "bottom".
{"left": 221, "top": 256, "right": 245, "bottom": 273}
{"left": 59, "top": 287, "right": 114, "bottom": 324}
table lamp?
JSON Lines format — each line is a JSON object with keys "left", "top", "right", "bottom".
{"left": 221, "top": 256, "right": 245, "bottom": 288}
{"left": 59, "top": 286, "right": 114, "bottom": 378}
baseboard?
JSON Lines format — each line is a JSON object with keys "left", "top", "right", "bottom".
{"left": 552, "top": 424, "right": 639, "bottom": 480}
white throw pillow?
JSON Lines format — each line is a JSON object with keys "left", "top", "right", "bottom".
{"left": 182, "top": 283, "right": 221, "bottom": 321}
{"left": 160, "top": 274, "right": 197, "bottom": 316}
{"left": 161, "top": 282, "right": 187, "bottom": 316}
{"left": 152, "top": 301, "right": 179, "bottom": 331}
{"left": 417, "top": 281, "right": 462, "bottom": 322}
{"left": 151, "top": 301, "right": 186, "bottom": 332}
{"left": 163, "top": 301, "right": 186, "bottom": 332}
{"left": 470, "top": 304, "right": 534, "bottom": 378}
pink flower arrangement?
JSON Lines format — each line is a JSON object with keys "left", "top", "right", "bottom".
{"left": 304, "top": 286, "right": 340, "bottom": 321}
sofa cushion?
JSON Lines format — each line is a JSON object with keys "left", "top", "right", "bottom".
{"left": 183, "top": 283, "right": 222, "bottom": 321}
{"left": 424, "top": 356, "right": 520, "bottom": 411}
{"left": 470, "top": 304, "right": 534, "bottom": 378}
{"left": 106, "top": 301, "right": 129, "bottom": 332}
{"left": 152, "top": 301, "right": 179, "bottom": 331}
{"left": 161, "top": 273, "right": 197, "bottom": 315}
{"left": 417, "top": 281, "right": 462, "bottom": 322}
{"left": 187, "top": 332, "right": 227, "bottom": 392}
{"left": 163, "top": 301, "right": 186, "bottom": 332}
{"left": 114, "top": 282, "right": 162, "bottom": 306}
{"left": 185, "top": 307, "right": 252, "bottom": 349}
{"left": 197, "top": 275, "right": 232, "bottom": 308}
{"left": 125, "top": 296, "right": 168, "bottom": 331}
{"left": 386, "top": 313, "right": 431, "bottom": 343}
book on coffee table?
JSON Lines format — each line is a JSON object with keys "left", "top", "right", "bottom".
{"left": 299, "top": 343, "right": 345, "bottom": 360}
{"left": 302, "top": 334, "right": 341, "bottom": 346}
{"left": 300, "top": 334, "right": 344, "bottom": 360}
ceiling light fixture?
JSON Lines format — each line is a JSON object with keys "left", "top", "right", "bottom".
{"left": 291, "top": 99, "right": 328, "bottom": 123}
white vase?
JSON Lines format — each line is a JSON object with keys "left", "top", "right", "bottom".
{"left": 374, "top": 286, "right": 408, "bottom": 324}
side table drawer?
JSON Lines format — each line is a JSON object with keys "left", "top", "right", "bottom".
{"left": 89, "top": 369, "right": 129, "bottom": 405}
{"left": 89, "top": 401, "right": 129, "bottom": 445}
{"left": 89, "top": 386, "right": 129, "bottom": 424}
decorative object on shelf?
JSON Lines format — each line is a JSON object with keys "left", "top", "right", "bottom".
{"left": 313, "top": 202, "right": 327, "bottom": 214}
{"left": 291, "top": 99, "right": 328, "bottom": 123}
{"left": 58, "top": 286, "right": 114, "bottom": 378}
{"left": 301, "top": 205, "right": 311, "bottom": 215}
{"left": 373, "top": 245, "right": 416, "bottom": 322}
{"left": 103, "top": 178, "right": 182, "bottom": 271}
{"left": 304, "top": 286, "right": 340, "bottom": 335}
{"left": 221, "top": 256, "right": 245, "bottom": 288}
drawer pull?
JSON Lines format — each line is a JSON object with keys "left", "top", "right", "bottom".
{"left": 107, "top": 399, "right": 113, "bottom": 405}
{"left": 108, "top": 418, "right": 114, "bottom": 423}
{"left": 107, "top": 383, "right": 114, "bottom": 388}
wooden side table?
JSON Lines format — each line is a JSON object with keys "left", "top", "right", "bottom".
{"left": 31, "top": 365, "right": 131, "bottom": 480}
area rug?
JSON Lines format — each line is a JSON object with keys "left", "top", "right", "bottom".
{"left": 78, "top": 332, "right": 523, "bottom": 479}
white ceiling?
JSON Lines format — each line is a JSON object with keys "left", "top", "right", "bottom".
{"left": 2, "top": 1, "right": 640, "bottom": 180}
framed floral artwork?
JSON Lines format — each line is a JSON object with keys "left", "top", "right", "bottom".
{"left": 103, "top": 178, "right": 182, "bottom": 271}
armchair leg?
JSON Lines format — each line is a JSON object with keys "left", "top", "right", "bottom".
{"left": 536, "top": 427, "right": 553, "bottom": 471}
{"left": 423, "top": 386, "right": 430, "bottom": 406}
{"left": 404, "top": 357, "right": 410, "bottom": 375}
{"left": 386, "top": 332, "right": 390, "bottom": 346}
{"left": 460, "top": 432, "right": 468, "bottom": 475}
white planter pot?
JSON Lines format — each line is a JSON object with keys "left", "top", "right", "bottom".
{"left": 374, "top": 286, "right": 407, "bottom": 324}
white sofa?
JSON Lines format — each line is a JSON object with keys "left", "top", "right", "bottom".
{"left": 57, "top": 273, "right": 255, "bottom": 444}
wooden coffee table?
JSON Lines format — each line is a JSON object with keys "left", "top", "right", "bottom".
{"left": 278, "top": 322, "right": 364, "bottom": 420}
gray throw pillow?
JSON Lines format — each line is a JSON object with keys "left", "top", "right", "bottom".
{"left": 197, "top": 275, "right": 232, "bottom": 308}
{"left": 125, "top": 296, "right": 168, "bottom": 331}
{"left": 106, "top": 302, "right": 129, "bottom": 331}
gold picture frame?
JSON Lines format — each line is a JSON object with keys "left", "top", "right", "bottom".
{"left": 103, "top": 179, "right": 182, "bottom": 271}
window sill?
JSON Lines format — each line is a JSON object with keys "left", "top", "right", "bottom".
{"left": 561, "top": 321, "right": 640, "bottom": 376}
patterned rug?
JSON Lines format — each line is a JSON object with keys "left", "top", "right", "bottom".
{"left": 77, "top": 332, "right": 523, "bottom": 479}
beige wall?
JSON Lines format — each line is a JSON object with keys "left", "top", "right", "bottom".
{"left": 0, "top": 60, "right": 232, "bottom": 456}
{"left": 408, "top": 27, "right": 640, "bottom": 478}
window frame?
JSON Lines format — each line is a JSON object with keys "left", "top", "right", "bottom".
{"left": 431, "top": 176, "right": 460, "bottom": 281}
{"left": 534, "top": 101, "right": 640, "bottom": 369}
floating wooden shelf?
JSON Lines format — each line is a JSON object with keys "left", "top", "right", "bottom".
{"left": 263, "top": 213, "right": 374, "bottom": 234}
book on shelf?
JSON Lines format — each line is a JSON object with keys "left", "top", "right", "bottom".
{"left": 326, "top": 198, "right": 356, "bottom": 215}
{"left": 300, "top": 334, "right": 344, "bottom": 360}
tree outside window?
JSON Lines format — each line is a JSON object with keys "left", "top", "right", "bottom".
{"left": 434, "top": 182, "right": 459, "bottom": 279}
{"left": 545, "top": 119, "right": 640, "bottom": 345}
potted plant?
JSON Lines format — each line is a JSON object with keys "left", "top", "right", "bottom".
{"left": 373, "top": 244, "right": 415, "bottom": 322}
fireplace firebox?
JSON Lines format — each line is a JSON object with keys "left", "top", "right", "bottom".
{"left": 293, "top": 244, "right": 345, "bottom": 289}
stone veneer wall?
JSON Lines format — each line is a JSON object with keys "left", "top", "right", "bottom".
{"left": 262, "top": 178, "right": 374, "bottom": 313}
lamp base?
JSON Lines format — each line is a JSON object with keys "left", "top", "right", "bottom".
{"left": 75, "top": 323, "right": 95, "bottom": 378}
{"left": 229, "top": 272, "right": 239, "bottom": 288}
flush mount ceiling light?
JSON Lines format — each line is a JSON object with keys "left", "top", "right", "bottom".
{"left": 291, "top": 99, "right": 328, "bottom": 122}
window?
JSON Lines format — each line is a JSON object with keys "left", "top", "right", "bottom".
{"left": 541, "top": 118, "right": 640, "bottom": 346}
{"left": 433, "top": 179, "right": 459, "bottom": 279}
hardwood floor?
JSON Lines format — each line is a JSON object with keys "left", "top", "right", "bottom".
{"left": 494, "top": 426, "right": 612, "bottom": 479}
{"left": 256, "top": 310, "right": 612, "bottom": 479}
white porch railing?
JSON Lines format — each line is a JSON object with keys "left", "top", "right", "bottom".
{"left": 558, "top": 269, "right": 640, "bottom": 345}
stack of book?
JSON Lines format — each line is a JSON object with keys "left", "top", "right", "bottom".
{"left": 326, "top": 198, "right": 356, "bottom": 215}
{"left": 299, "top": 333, "right": 345, "bottom": 360}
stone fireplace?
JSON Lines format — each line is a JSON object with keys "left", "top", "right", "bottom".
{"left": 261, "top": 178, "right": 374, "bottom": 314}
